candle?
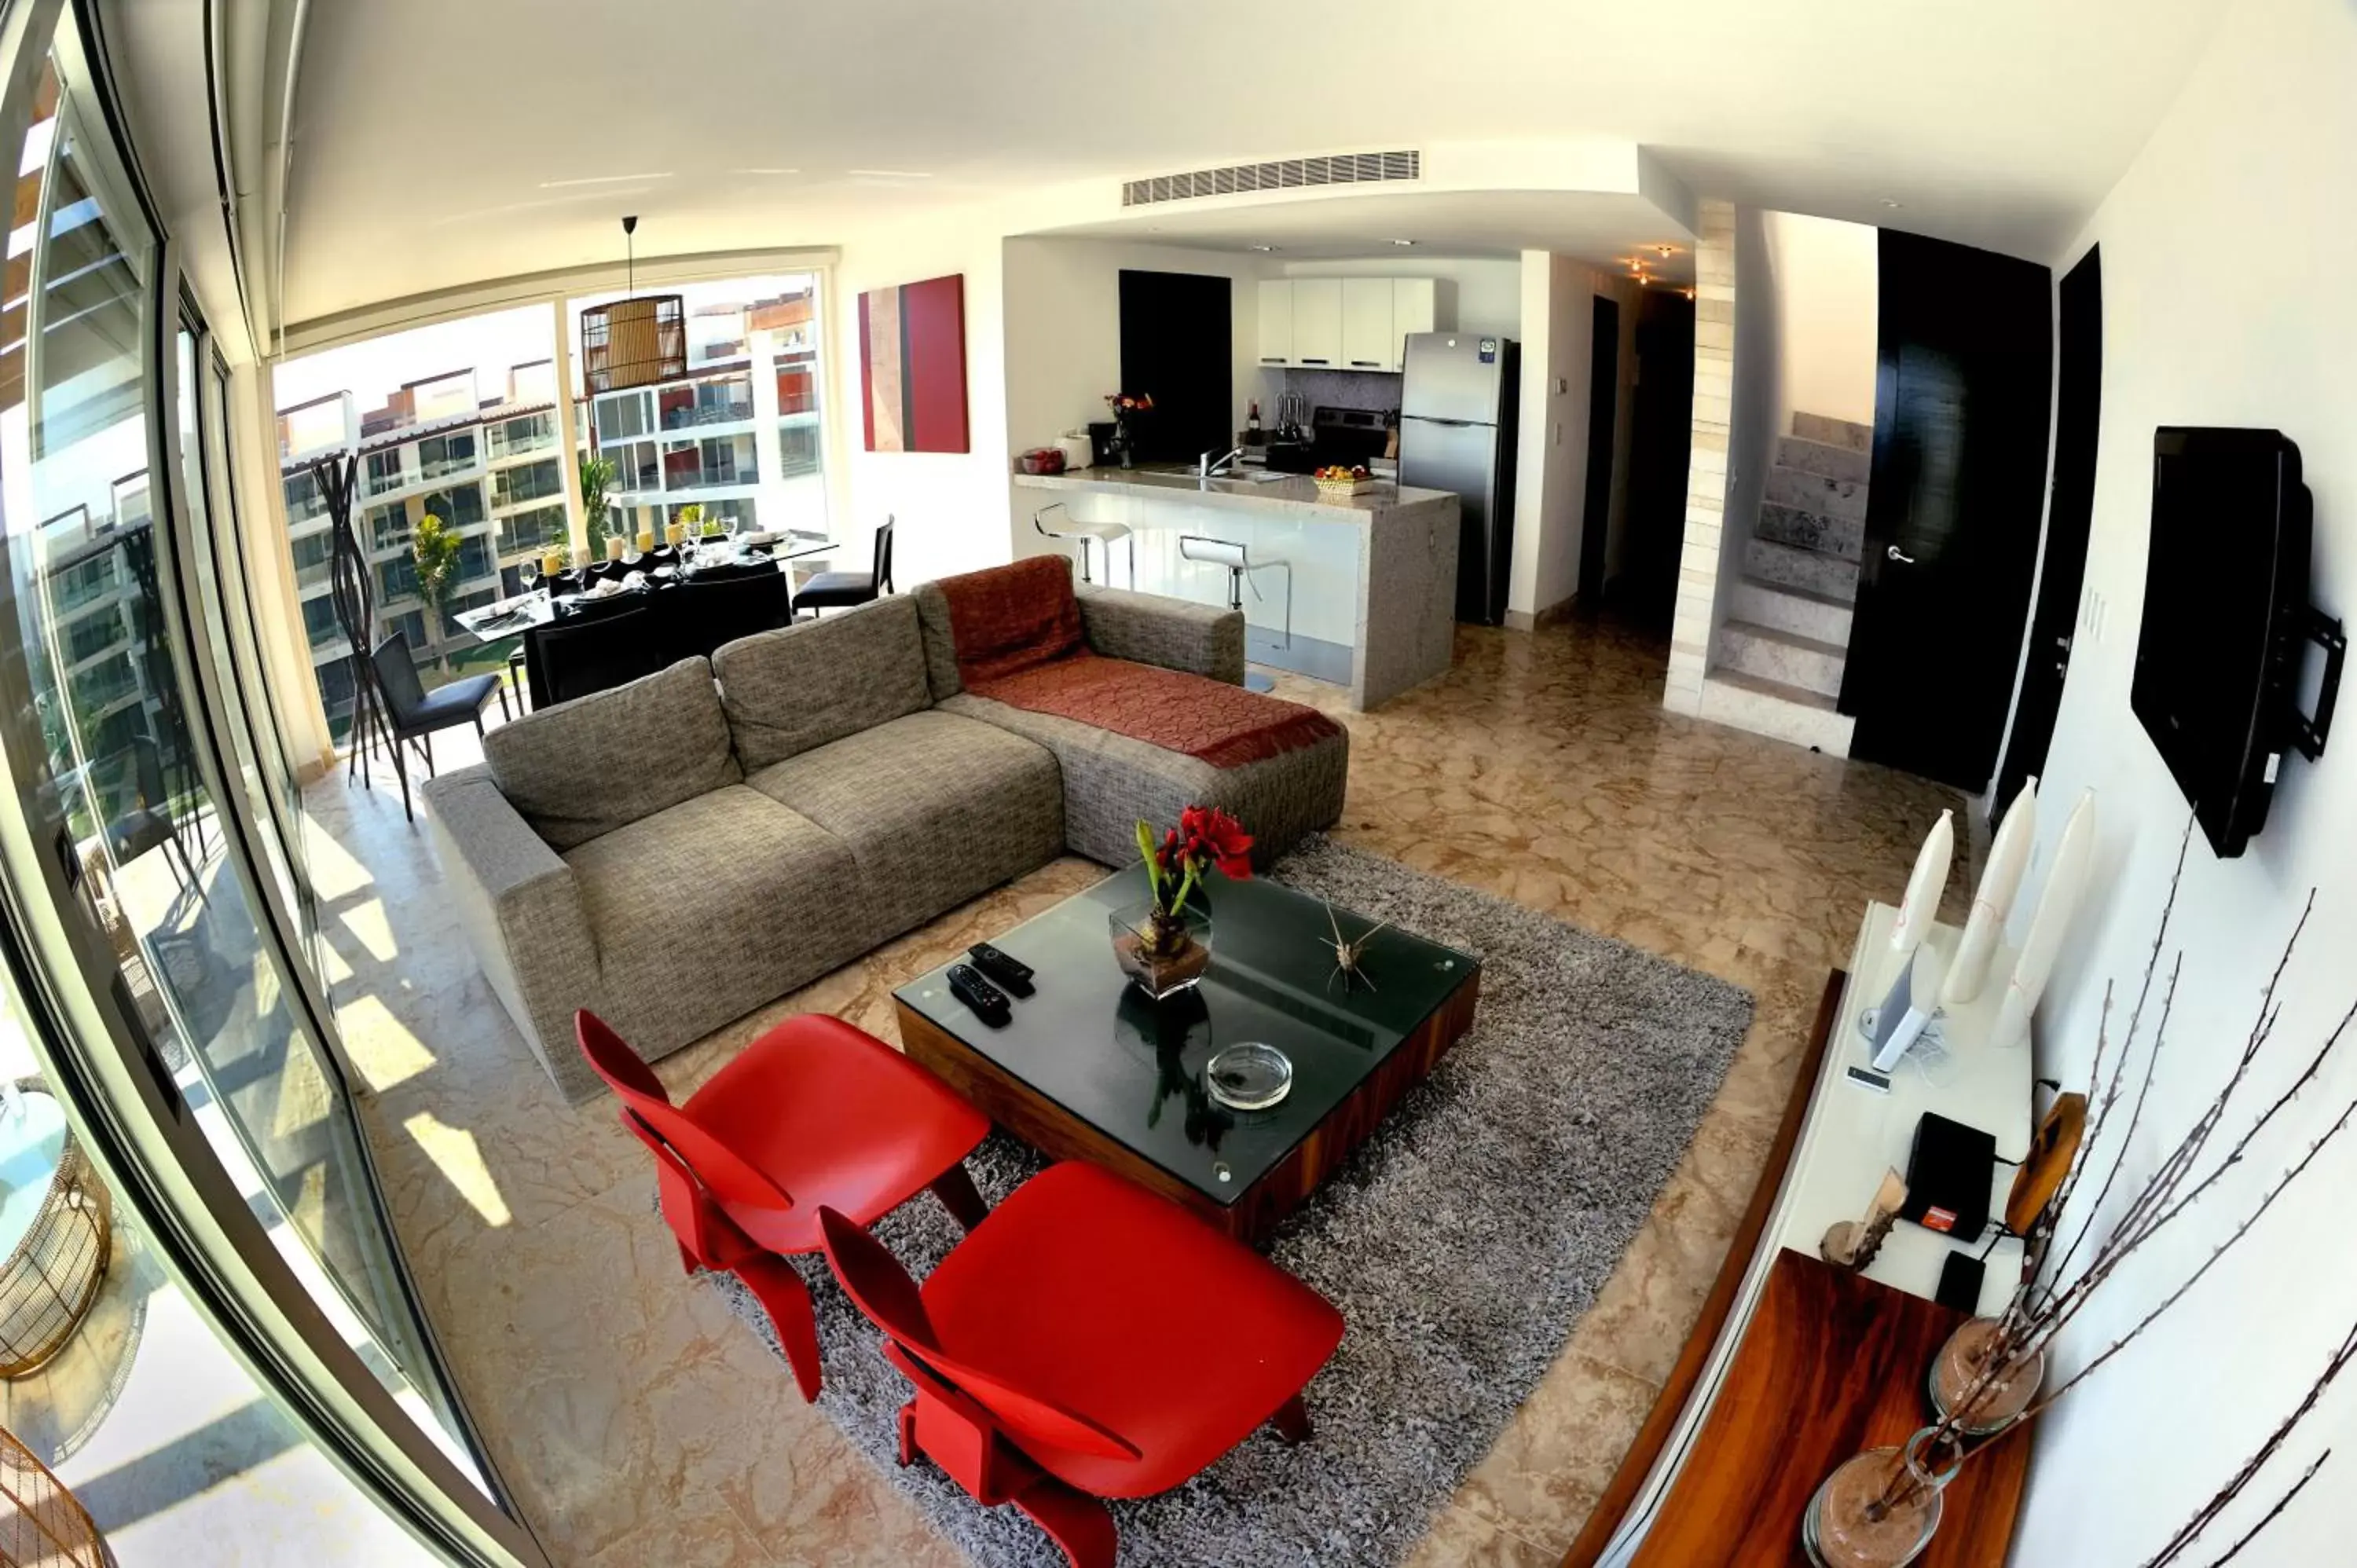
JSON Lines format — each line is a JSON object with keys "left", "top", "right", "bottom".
{"left": 570, "top": 544, "right": 592, "bottom": 570}
{"left": 665, "top": 522, "right": 686, "bottom": 547}
{"left": 541, "top": 548, "right": 566, "bottom": 578}
{"left": 1890, "top": 809, "right": 1953, "bottom": 958}
{"left": 1944, "top": 777, "right": 2038, "bottom": 1005}
{"left": 635, "top": 529, "right": 655, "bottom": 554}
{"left": 606, "top": 534, "right": 627, "bottom": 562}
{"left": 1993, "top": 788, "right": 2096, "bottom": 1049}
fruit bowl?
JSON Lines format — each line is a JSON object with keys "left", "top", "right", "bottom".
{"left": 1314, "top": 463, "right": 1378, "bottom": 497}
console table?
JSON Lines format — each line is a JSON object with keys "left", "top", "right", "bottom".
{"left": 1569, "top": 902, "right": 2036, "bottom": 1565}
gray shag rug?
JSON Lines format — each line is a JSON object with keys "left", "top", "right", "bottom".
{"left": 702, "top": 837, "right": 1752, "bottom": 1565}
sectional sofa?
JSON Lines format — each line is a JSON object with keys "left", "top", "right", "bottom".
{"left": 423, "top": 559, "right": 1350, "bottom": 1101}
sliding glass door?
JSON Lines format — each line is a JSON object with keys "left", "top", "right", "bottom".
{"left": 0, "top": 2, "right": 543, "bottom": 1562}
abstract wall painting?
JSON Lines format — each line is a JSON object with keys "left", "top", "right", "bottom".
{"left": 859, "top": 273, "right": 968, "bottom": 453}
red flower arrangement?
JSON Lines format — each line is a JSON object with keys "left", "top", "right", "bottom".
{"left": 1136, "top": 804, "right": 1252, "bottom": 919}
{"left": 1105, "top": 391, "right": 1155, "bottom": 415}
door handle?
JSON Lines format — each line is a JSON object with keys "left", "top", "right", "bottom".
{"left": 1886, "top": 545, "right": 1917, "bottom": 565}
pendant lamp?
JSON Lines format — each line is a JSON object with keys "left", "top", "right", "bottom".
{"left": 578, "top": 214, "right": 685, "bottom": 394}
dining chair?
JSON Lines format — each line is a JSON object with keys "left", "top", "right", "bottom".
{"left": 531, "top": 602, "right": 667, "bottom": 707}
{"left": 816, "top": 1160, "right": 1345, "bottom": 1566}
{"left": 368, "top": 630, "right": 508, "bottom": 822}
{"left": 670, "top": 569, "right": 791, "bottom": 661}
{"left": 794, "top": 516, "right": 894, "bottom": 617}
{"left": 575, "top": 1009, "right": 990, "bottom": 1401}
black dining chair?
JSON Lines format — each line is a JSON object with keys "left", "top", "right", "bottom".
{"left": 794, "top": 517, "right": 893, "bottom": 617}
{"left": 369, "top": 630, "right": 509, "bottom": 822}
{"left": 534, "top": 603, "right": 668, "bottom": 709}
{"left": 669, "top": 570, "right": 792, "bottom": 661}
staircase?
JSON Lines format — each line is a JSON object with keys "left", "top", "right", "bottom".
{"left": 1699, "top": 412, "right": 1870, "bottom": 755}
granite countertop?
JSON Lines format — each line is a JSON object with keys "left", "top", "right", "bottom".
{"left": 1013, "top": 466, "right": 1455, "bottom": 520}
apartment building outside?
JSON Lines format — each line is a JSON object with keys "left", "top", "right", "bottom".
{"left": 278, "top": 361, "right": 570, "bottom": 736}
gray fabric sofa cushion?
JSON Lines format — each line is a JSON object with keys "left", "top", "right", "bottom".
{"left": 1075, "top": 582, "right": 1246, "bottom": 683}
{"left": 746, "top": 709, "right": 1065, "bottom": 941}
{"left": 712, "top": 597, "right": 932, "bottom": 772}
{"left": 937, "top": 691, "right": 1347, "bottom": 869}
{"left": 562, "top": 784, "right": 870, "bottom": 1065}
{"left": 482, "top": 657, "right": 739, "bottom": 851}
{"left": 909, "top": 580, "right": 966, "bottom": 702}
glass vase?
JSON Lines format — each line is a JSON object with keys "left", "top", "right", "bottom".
{"left": 1802, "top": 1426, "right": 1963, "bottom": 1568}
{"left": 1109, "top": 899, "right": 1211, "bottom": 1001}
{"left": 1927, "top": 1317, "right": 2043, "bottom": 1436}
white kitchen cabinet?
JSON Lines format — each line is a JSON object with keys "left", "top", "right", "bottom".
{"left": 1342, "top": 278, "right": 1395, "bottom": 370}
{"left": 1390, "top": 278, "right": 1439, "bottom": 368}
{"left": 1288, "top": 279, "right": 1343, "bottom": 367}
{"left": 1255, "top": 280, "right": 1293, "bottom": 366}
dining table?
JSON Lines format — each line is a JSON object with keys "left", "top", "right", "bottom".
{"left": 455, "top": 529, "right": 839, "bottom": 709}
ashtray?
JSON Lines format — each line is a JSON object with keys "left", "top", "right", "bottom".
{"left": 1204, "top": 1042, "right": 1292, "bottom": 1111}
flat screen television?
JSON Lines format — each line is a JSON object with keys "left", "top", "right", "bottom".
{"left": 2132, "top": 427, "right": 2319, "bottom": 858}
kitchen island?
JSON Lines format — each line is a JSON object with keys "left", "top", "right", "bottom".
{"left": 1012, "top": 467, "right": 1459, "bottom": 710}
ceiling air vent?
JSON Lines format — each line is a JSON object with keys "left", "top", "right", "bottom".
{"left": 1122, "top": 150, "right": 1420, "bottom": 207}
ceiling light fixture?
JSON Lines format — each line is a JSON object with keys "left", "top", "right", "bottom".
{"left": 1684, "top": 288, "right": 1696, "bottom": 300}
{"left": 1388, "top": 238, "right": 1416, "bottom": 247}
{"left": 848, "top": 168, "right": 933, "bottom": 178}
{"left": 1248, "top": 244, "right": 1277, "bottom": 252}
{"left": 577, "top": 215, "right": 686, "bottom": 395}
{"left": 1653, "top": 244, "right": 1677, "bottom": 257}
{"left": 1881, "top": 198, "right": 1904, "bottom": 210}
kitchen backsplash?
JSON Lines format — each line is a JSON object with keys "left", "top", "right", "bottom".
{"left": 1260, "top": 367, "right": 1400, "bottom": 419}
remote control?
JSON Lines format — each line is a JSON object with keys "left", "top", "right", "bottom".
{"left": 947, "top": 963, "right": 1011, "bottom": 1026}
{"left": 966, "top": 943, "right": 1035, "bottom": 997}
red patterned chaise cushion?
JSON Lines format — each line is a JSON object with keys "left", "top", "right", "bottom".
{"left": 933, "top": 558, "right": 1342, "bottom": 769}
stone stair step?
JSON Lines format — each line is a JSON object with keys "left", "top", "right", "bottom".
{"left": 1792, "top": 412, "right": 1872, "bottom": 453}
{"left": 1765, "top": 464, "right": 1868, "bottom": 522}
{"left": 1757, "top": 501, "right": 1864, "bottom": 562}
{"left": 1775, "top": 434, "right": 1871, "bottom": 485}
{"left": 1716, "top": 618, "right": 1847, "bottom": 698}
{"left": 1697, "top": 669, "right": 1857, "bottom": 757}
{"left": 1746, "top": 537, "right": 1860, "bottom": 601}
{"left": 1730, "top": 576, "right": 1854, "bottom": 647}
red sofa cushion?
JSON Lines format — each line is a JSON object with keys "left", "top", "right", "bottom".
{"left": 970, "top": 651, "right": 1340, "bottom": 770}
{"left": 933, "top": 556, "right": 1085, "bottom": 685}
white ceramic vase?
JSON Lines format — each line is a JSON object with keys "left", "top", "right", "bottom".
{"left": 1943, "top": 778, "right": 2040, "bottom": 1006}
{"left": 1993, "top": 788, "right": 2096, "bottom": 1048}
{"left": 1890, "top": 809, "right": 1955, "bottom": 959}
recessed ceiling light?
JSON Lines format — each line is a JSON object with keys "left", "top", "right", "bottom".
{"left": 1388, "top": 238, "right": 1415, "bottom": 247}
{"left": 1248, "top": 244, "right": 1277, "bottom": 252}
{"left": 538, "top": 172, "right": 673, "bottom": 189}
{"left": 1653, "top": 244, "right": 1677, "bottom": 258}
{"left": 1880, "top": 198, "right": 1904, "bottom": 209}
{"left": 848, "top": 168, "right": 933, "bottom": 178}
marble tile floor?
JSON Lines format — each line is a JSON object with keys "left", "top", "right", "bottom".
{"left": 306, "top": 614, "right": 1971, "bottom": 1567}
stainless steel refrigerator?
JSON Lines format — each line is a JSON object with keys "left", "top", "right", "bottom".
{"left": 1398, "top": 332, "right": 1522, "bottom": 625}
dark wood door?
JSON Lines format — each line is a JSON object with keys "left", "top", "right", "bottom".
{"left": 1118, "top": 269, "right": 1232, "bottom": 465}
{"left": 1578, "top": 295, "right": 1621, "bottom": 601}
{"left": 1620, "top": 291, "right": 1695, "bottom": 629}
{"left": 1992, "top": 247, "right": 2102, "bottom": 821}
{"left": 1842, "top": 231, "right": 2054, "bottom": 789}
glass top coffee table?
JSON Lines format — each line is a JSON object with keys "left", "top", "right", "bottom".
{"left": 894, "top": 863, "right": 1480, "bottom": 1244}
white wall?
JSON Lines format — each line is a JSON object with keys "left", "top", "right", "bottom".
{"left": 2007, "top": 2, "right": 2357, "bottom": 1559}
{"left": 1760, "top": 210, "right": 1878, "bottom": 434}
{"left": 831, "top": 211, "right": 1011, "bottom": 585}
{"left": 1277, "top": 255, "right": 1524, "bottom": 337}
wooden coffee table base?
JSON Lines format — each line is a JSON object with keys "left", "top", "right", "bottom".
{"left": 897, "top": 973, "right": 1479, "bottom": 1246}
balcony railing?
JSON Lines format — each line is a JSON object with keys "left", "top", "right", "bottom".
{"left": 661, "top": 401, "right": 753, "bottom": 431}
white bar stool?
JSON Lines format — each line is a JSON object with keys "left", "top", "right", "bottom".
{"left": 1032, "top": 503, "right": 1135, "bottom": 588}
{"left": 1178, "top": 533, "right": 1290, "bottom": 693}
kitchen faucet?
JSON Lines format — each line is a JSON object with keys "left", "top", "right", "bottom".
{"left": 1198, "top": 445, "right": 1245, "bottom": 478}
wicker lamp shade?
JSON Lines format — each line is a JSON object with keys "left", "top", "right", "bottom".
{"left": 580, "top": 295, "right": 685, "bottom": 394}
{"left": 0, "top": 1424, "right": 104, "bottom": 1567}
{"left": 0, "top": 1085, "right": 110, "bottom": 1380}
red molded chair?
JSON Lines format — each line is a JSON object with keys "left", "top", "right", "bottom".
{"left": 576, "top": 1009, "right": 990, "bottom": 1401}
{"left": 816, "top": 1161, "right": 1345, "bottom": 1567}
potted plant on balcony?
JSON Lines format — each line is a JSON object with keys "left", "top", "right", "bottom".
{"left": 1109, "top": 806, "right": 1252, "bottom": 1001}
{"left": 410, "top": 511, "right": 461, "bottom": 670}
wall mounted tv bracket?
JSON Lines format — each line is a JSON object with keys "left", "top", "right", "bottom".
{"left": 2289, "top": 606, "right": 2345, "bottom": 761}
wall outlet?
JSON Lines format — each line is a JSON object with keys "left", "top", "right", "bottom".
{"left": 1554, "top": 422, "right": 1563, "bottom": 446}
{"left": 1556, "top": 376, "right": 1569, "bottom": 395}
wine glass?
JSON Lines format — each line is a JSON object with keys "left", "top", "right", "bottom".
{"left": 518, "top": 556, "right": 541, "bottom": 605}
{"left": 720, "top": 511, "right": 741, "bottom": 557}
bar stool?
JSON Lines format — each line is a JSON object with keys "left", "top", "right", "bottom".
{"left": 1033, "top": 503, "right": 1135, "bottom": 588}
{"left": 1179, "top": 533, "right": 1289, "bottom": 693}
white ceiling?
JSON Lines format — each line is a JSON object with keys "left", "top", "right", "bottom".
{"left": 278, "top": 0, "right": 2230, "bottom": 324}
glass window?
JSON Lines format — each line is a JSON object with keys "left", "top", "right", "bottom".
{"left": 493, "top": 502, "right": 565, "bottom": 559}
{"left": 595, "top": 389, "right": 649, "bottom": 441}
{"left": 484, "top": 410, "right": 553, "bottom": 460}
{"left": 489, "top": 456, "right": 560, "bottom": 511}
{"left": 367, "top": 501, "right": 409, "bottom": 554}
{"left": 364, "top": 447, "right": 405, "bottom": 496}
{"left": 301, "top": 593, "right": 343, "bottom": 647}
{"left": 377, "top": 555, "right": 417, "bottom": 603}
{"left": 420, "top": 484, "right": 486, "bottom": 530}
{"left": 284, "top": 467, "right": 328, "bottom": 524}
{"left": 416, "top": 429, "right": 477, "bottom": 481}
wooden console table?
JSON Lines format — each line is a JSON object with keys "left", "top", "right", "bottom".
{"left": 1568, "top": 903, "right": 2036, "bottom": 1565}
{"left": 1622, "top": 1251, "right": 2029, "bottom": 1566}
